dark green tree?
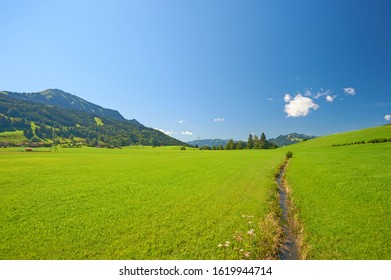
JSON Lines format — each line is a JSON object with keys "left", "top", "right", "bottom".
{"left": 247, "top": 134, "right": 254, "bottom": 149}
{"left": 253, "top": 134, "right": 260, "bottom": 149}
{"left": 260, "top": 132, "right": 267, "bottom": 149}
{"left": 225, "top": 139, "right": 235, "bottom": 150}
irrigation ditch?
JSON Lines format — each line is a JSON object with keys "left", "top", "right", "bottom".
{"left": 276, "top": 160, "right": 300, "bottom": 260}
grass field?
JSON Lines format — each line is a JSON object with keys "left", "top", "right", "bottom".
{"left": 0, "top": 130, "right": 26, "bottom": 143}
{"left": 0, "top": 147, "right": 285, "bottom": 259}
{"left": 1, "top": 125, "right": 389, "bottom": 260}
{"left": 285, "top": 125, "right": 391, "bottom": 259}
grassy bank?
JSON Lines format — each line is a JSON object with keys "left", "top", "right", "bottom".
{"left": 285, "top": 125, "right": 391, "bottom": 259}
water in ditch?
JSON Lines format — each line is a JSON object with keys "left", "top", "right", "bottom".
{"left": 277, "top": 163, "right": 300, "bottom": 260}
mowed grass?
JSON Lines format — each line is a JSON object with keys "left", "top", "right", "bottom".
{"left": 285, "top": 125, "right": 391, "bottom": 259}
{"left": 0, "top": 147, "right": 285, "bottom": 259}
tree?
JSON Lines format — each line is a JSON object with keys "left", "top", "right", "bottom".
{"left": 225, "top": 139, "right": 235, "bottom": 150}
{"left": 260, "top": 132, "right": 267, "bottom": 149}
{"left": 253, "top": 135, "right": 260, "bottom": 149}
{"left": 247, "top": 134, "right": 254, "bottom": 149}
{"left": 23, "top": 129, "right": 34, "bottom": 139}
{"left": 236, "top": 141, "right": 244, "bottom": 150}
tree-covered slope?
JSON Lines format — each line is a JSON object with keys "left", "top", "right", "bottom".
{"left": 0, "top": 89, "right": 126, "bottom": 121}
{"left": 268, "top": 133, "right": 317, "bottom": 147}
{"left": 0, "top": 94, "right": 184, "bottom": 147}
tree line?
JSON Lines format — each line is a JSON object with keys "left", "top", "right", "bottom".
{"left": 196, "top": 133, "right": 278, "bottom": 150}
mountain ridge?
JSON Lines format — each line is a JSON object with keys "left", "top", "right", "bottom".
{"left": 188, "top": 133, "right": 316, "bottom": 148}
{"left": 0, "top": 89, "right": 184, "bottom": 147}
{"left": 1, "top": 89, "right": 127, "bottom": 122}
{"left": 268, "top": 133, "right": 317, "bottom": 147}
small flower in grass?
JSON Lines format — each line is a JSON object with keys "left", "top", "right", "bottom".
{"left": 247, "top": 229, "right": 255, "bottom": 237}
{"left": 218, "top": 244, "right": 223, "bottom": 248}
{"left": 224, "top": 241, "right": 230, "bottom": 247}
{"left": 243, "top": 251, "right": 251, "bottom": 258}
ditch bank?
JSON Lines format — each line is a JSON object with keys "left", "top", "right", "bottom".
{"left": 276, "top": 161, "right": 300, "bottom": 260}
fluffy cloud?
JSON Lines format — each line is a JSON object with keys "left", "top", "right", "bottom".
{"left": 344, "top": 87, "right": 356, "bottom": 96}
{"left": 384, "top": 114, "right": 391, "bottom": 121}
{"left": 267, "top": 97, "right": 274, "bottom": 101}
{"left": 178, "top": 120, "right": 185, "bottom": 124}
{"left": 213, "top": 117, "right": 224, "bottom": 122}
{"left": 326, "top": 95, "right": 337, "bottom": 102}
{"left": 284, "top": 94, "right": 319, "bottom": 117}
{"left": 155, "top": 129, "right": 193, "bottom": 136}
{"left": 156, "top": 128, "right": 175, "bottom": 135}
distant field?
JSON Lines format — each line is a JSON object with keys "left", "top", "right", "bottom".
{"left": 285, "top": 125, "right": 391, "bottom": 259}
{"left": 0, "top": 147, "right": 285, "bottom": 259}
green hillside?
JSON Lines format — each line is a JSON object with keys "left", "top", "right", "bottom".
{"left": 0, "top": 94, "right": 184, "bottom": 147}
{"left": 291, "top": 125, "right": 391, "bottom": 148}
{"left": 283, "top": 125, "right": 391, "bottom": 259}
{"left": 1, "top": 89, "right": 126, "bottom": 121}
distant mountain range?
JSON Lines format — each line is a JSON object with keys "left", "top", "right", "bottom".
{"left": 188, "top": 133, "right": 316, "bottom": 148}
{"left": 187, "top": 139, "right": 228, "bottom": 148}
{"left": 0, "top": 89, "right": 184, "bottom": 147}
{"left": 268, "top": 133, "right": 317, "bottom": 147}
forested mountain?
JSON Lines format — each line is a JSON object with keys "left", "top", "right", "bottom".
{"left": 268, "top": 133, "right": 317, "bottom": 147}
{"left": 0, "top": 89, "right": 126, "bottom": 121}
{"left": 0, "top": 92, "right": 184, "bottom": 147}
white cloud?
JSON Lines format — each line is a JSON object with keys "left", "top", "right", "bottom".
{"left": 304, "top": 89, "right": 312, "bottom": 97}
{"left": 284, "top": 94, "right": 319, "bottom": 117}
{"left": 214, "top": 117, "right": 224, "bottom": 122}
{"left": 267, "top": 97, "right": 274, "bottom": 101}
{"left": 315, "top": 89, "right": 332, "bottom": 99}
{"left": 178, "top": 120, "right": 185, "bottom": 124}
{"left": 156, "top": 128, "right": 175, "bottom": 135}
{"left": 155, "top": 128, "right": 193, "bottom": 136}
{"left": 326, "top": 95, "right": 337, "bottom": 102}
{"left": 344, "top": 87, "right": 356, "bottom": 96}
{"left": 180, "top": 131, "right": 193, "bottom": 135}
{"left": 384, "top": 114, "right": 391, "bottom": 121}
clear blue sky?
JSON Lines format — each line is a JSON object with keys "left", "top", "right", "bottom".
{"left": 1, "top": 0, "right": 390, "bottom": 141}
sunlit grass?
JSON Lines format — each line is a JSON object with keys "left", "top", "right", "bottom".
{"left": 0, "top": 147, "right": 285, "bottom": 259}
{"left": 285, "top": 125, "right": 391, "bottom": 259}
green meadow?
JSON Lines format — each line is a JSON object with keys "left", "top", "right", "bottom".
{"left": 285, "top": 125, "right": 391, "bottom": 259}
{"left": 1, "top": 125, "right": 389, "bottom": 260}
{"left": 0, "top": 146, "right": 285, "bottom": 259}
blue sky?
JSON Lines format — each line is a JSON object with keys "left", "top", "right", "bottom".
{"left": 1, "top": 0, "right": 390, "bottom": 141}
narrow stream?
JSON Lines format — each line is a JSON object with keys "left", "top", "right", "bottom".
{"left": 277, "top": 162, "right": 300, "bottom": 260}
